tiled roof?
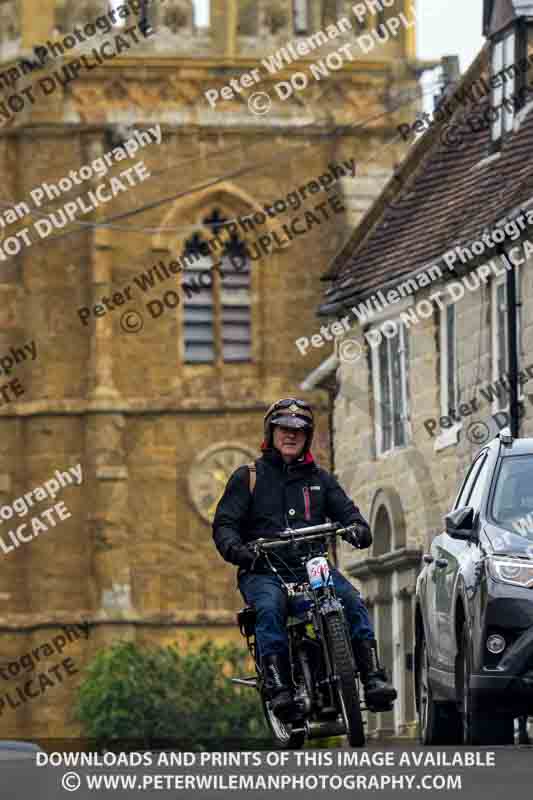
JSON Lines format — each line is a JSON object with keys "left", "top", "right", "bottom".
{"left": 485, "top": 0, "right": 533, "bottom": 30}
{"left": 484, "top": 0, "right": 533, "bottom": 34}
{"left": 318, "top": 45, "right": 533, "bottom": 316}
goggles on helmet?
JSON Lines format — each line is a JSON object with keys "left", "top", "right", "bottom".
{"left": 264, "top": 398, "right": 314, "bottom": 431}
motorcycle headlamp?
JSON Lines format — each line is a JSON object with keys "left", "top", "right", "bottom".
{"left": 486, "top": 634, "right": 506, "bottom": 654}
{"left": 486, "top": 556, "right": 533, "bottom": 588}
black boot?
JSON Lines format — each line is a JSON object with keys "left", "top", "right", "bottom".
{"left": 262, "top": 653, "right": 294, "bottom": 722}
{"left": 518, "top": 716, "right": 530, "bottom": 745}
{"left": 352, "top": 638, "right": 397, "bottom": 712}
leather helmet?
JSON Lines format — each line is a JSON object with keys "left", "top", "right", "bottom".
{"left": 263, "top": 398, "right": 314, "bottom": 453}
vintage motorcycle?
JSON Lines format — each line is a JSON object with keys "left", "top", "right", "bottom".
{"left": 231, "top": 522, "right": 366, "bottom": 749}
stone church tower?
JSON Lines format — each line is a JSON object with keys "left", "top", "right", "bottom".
{"left": 0, "top": 0, "right": 418, "bottom": 739}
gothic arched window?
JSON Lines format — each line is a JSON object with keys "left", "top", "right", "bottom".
{"left": 182, "top": 209, "right": 251, "bottom": 365}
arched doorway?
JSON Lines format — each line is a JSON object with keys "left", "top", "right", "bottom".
{"left": 347, "top": 488, "right": 420, "bottom": 738}
{"left": 373, "top": 504, "right": 392, "bottom": 555}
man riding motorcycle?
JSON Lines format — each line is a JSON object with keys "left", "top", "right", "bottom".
{"left": 213, "top": 398, "right": 397, "bottom": 721}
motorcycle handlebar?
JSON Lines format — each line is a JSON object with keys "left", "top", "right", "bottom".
{"left": 251, "top": 522, "right": 351, "bottom": 552}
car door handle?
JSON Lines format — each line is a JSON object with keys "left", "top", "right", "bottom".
{"left": 423, "top": 554, "right": 434, "bottom": 564}
{"left": 435, "top": 559, "right": 448, "bottom": 568}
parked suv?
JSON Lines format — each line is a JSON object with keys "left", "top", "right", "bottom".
{"left": 415, "top": 430, "right": 533, "bottom": 745}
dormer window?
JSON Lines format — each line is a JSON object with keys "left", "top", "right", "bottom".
{"left": 490, "top": 26, "right": 521, "bottom": 146}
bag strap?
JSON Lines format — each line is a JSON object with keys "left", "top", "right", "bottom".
{"left": 247, "top": 462, "right": 257, "bottom": 495}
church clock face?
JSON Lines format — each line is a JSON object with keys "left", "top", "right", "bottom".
{"left": 188, "top": 443, "right": 257, "bottom": 524}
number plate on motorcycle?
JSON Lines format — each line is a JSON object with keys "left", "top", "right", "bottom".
{"left": 306, "top": 556, "right": 332, "bottom": 589}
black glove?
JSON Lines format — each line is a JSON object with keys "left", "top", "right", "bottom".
{"left": 342, "top": 523, "right": 372, "bottom": 549}
{"left": 231, "top": 544, "right": 257, "bottom": 569}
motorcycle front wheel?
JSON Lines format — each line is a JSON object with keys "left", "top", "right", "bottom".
{"left": 324, "top": 611, "right": 365, "bottom": 747}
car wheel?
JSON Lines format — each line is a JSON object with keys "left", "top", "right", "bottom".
{"left": 458, "top": 627, "right": 514, "bottom": 745}
{"left": 417, "top": 634, "right": 461, "bottom": 745}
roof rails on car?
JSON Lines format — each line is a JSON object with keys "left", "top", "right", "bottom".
{"left": 498, "top": 427, "right": 513, "bottom": 445}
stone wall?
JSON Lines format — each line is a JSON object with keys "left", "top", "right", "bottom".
{"left": 0, "top": 0, "right": 415, "bottom": 739}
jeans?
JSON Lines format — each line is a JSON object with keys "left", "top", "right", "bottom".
{"left": 238, "top": 567, "right": 374, "bottom": 660}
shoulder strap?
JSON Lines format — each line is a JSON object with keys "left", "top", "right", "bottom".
{"left": 247, "top": 462, "right": 257, "bottom": 495}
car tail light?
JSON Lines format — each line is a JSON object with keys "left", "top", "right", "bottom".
{"left": 486, "top": 634, "right": 506, "bottom": 654}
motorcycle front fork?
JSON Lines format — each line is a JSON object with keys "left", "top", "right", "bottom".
{"left": 291, "top": 639, "right": 315, "bottom": 715}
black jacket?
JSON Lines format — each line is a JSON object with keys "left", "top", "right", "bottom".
{"left": 212, "top": 448, "right": 371, "bottom": 579}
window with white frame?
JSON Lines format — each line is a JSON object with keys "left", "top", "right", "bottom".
{"left": 440, "top": 302, "right": 458, "bottom": 419}
{"left": 490, "top": 268, "right": 522, "bottom": 412}
{"left": 293, "top": 0, "right": 310, "bottom": 34}
{"left": 490, "top": 27, "right": 520, "bottom": 145}
{"left": 371, "top": 320, "right": 410, "bottom": 455}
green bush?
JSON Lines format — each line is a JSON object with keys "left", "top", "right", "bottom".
{"left": 74, "top": 638, "right": 268, "bottom": 750}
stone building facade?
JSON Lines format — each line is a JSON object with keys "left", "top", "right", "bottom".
{"left": 0, "top": 0, "right": 419, "bottom": 738}
{"left": 311, "top": 0, "right": 533, "bottom": 738}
